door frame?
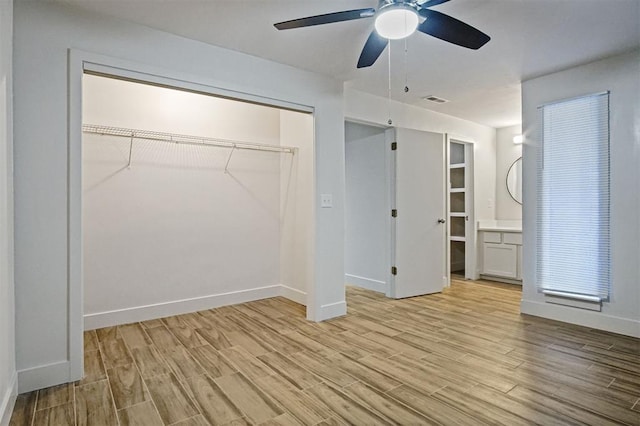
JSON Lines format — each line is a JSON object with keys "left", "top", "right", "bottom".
{"left": 446, "top": 135, "right": 478, "bottom": 283}
{"left": 386, "top": 128, "right": 396, "bottom": 298}
{"left": 68, "top": 49, "right": 318, "bottom": 381}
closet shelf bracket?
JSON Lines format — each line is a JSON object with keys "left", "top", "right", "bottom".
{"left": 127, "top": 133, "right": 134, "bottom": 168}
{"left": 224, "top": 145, "right": 236, "bottom": 174}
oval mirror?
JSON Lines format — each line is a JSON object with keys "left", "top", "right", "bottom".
{"left": 506, "top": 157, "right": 523, "bottom": 205}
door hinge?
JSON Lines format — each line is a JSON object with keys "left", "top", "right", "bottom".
{"left": 391, "top": 266, "right": 397, "bottom": 276}
{"left": 391, "top": 209, "right": 397, "bottom": 218}
{"left": 391, "top": 142, "right": 397, "bottom": 151}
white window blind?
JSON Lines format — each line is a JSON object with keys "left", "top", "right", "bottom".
{"left": 537, "top": 92, "right": 610, "bottom": 301}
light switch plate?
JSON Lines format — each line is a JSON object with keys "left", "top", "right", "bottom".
{"left": 320, "top": 193, "right": 333, "bottom": 208}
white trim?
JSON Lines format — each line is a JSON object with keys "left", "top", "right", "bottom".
{"left": 0, "top": 372, "right": 17, "bottom": 426}
{"left": 345, "top": 274, "right": 386, "bottom": 294}
{"left": 18, "top": 361, "right": 70, "bottom": 394}
{"left": 318, "top": 301, "right": 347, "bottom": 321}
{"left": 84, "top": 285, "right": 281, "bottom": 330}
{"left": 279, "top": 285, "right": 307, "bottom": 306}
{"left": 68, "top": 49, "right": 84, "bottom": 383}
{"left": 520, "top": 299, "right": 640, "bottom": 338}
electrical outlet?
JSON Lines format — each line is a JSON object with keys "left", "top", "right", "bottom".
{"left": 320, "top": 194, "right": 333, "bottom": 208}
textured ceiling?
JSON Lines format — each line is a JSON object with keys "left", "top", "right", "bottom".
{"left": 56, "top": 0, "right": 640, "bottom": 128}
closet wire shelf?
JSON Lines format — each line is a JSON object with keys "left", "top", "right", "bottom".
{"left": 82, "top": 124, "right": 296, "bottom": 171}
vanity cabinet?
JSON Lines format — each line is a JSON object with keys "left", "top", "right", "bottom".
{"left": 478, "top": 225, "right": 522, "bottom": 284}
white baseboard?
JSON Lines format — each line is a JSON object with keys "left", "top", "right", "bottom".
{"left": 317, "top": 300, "right": 347, "bottom": 321}
{"left": 0, "top": 372, "right": 17, "bottom": 426}
{"left": 84, "top": 285, "right": 281, "bottom": 330}
{"left": 345, "top": 274, "right": 386, "bottom": 294}
{"left": 480, "top": 274, "right": 522, "bottom": 285}
{"left": 279, "top": 285, "right": 307, "bottom": 306}
{"left": 17, "top": 361, "right": 70, "bottom": 394}
{"left": 521, "top": 299, "right": 640, "bottom": 338}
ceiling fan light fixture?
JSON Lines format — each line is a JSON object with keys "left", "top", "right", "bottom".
{"left": 374, "top": 5, "right": 419, "bottom": 40}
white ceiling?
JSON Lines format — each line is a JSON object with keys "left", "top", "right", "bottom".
{"left": 56, "top": 0, "right": 640, "bottom": 128}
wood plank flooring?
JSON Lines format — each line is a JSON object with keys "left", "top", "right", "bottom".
{"left": 10, "top": 278, "right": 640, "bottom": 425}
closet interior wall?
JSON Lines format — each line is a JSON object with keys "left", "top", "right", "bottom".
{"left": 82, "top": 74, "right": 312, "bottom": 328}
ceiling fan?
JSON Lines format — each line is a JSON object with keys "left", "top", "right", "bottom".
{"left": 274, "top": 0, "right": 490, "bottom": 69}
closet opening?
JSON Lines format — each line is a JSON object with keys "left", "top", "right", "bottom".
{"left": 81, "top": 73, "right": 314, "bottom": 331}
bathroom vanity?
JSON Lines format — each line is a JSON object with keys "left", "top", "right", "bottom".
{"left": 478, "top": 220, "right": 522, "bottom": 284}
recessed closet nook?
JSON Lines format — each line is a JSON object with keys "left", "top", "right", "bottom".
{"left": 82, "top": 74, "right": 313, "bottom": 329}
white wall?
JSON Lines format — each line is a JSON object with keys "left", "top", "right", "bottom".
{"left": 82, "top": 75, "right": 291, "bottom": 328}
{"left": 13, "top": 1, "right": 344, "bottom": 392}
{"left": 279, "top": 110, "right": 314, "bottom": 304}
{"left": 345, "top": 89, "right": 497, "bottom": 223}
{"left": 496, "top": 124, "right": 522, "bottom": 220}
{"left": 344, "top": 122, "right": 388, "bottom": 293}
{"left": 521, "top": 50, "right": 640, "bottom": 337}
{"left": 0, "top": 0, "right": 16, "bottom": 422}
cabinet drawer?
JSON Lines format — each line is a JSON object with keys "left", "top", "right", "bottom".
{"left": 503, "top": 233, "right": 522, "bottom": 245}
{"left": 483, "top": 232, "right": 502, "bottom": 243}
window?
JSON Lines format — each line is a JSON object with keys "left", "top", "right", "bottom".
{"left": 537, "top": 92, "right": 610, "bottom": 302}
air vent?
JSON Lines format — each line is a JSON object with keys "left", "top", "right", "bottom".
{"left": 422, "top": 95, "right": 449, "bottom": 104}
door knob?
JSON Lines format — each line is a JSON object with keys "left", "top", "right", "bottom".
{"left": 437, "top": 218, "right": 446, "bottom": 224}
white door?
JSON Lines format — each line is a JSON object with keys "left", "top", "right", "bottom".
{"left": 390, "top": 128, "right": 447, "bottom": 298}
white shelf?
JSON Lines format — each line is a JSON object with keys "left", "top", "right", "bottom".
{"left": 450, "top": 212, "right": 466, "bottom": 217}
{"left": 450, "top": 236, "right": 466, "bottom": 242}
{"left": 450, "top": 163, "right": 466, "bottom": 169}
{"left": 450, "top": 188, "right": 466, "bottom": 193}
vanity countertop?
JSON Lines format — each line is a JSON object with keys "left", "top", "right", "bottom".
{"left": 477, "top": 220, "right": 522, "bottom": 232}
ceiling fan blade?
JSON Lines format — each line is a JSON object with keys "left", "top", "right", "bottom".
{"left": 418, "top": 9, "right": 490, "bottom": 49}
{"left": 274, "top": 8, "right": 375, "bottom": 30}
{"left": 418, "top": 0, "right": 451, "bottom": 8}
{"left": 357, "top": 30, "right": 389, "bottom": 68}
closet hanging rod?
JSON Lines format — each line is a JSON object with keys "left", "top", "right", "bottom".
{"left": 82, "top": 124, "right": 296, "bottom": 154}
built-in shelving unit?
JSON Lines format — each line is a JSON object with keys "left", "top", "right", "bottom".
{"left": 448, "top": 142, "right": 468, "bottom": 274}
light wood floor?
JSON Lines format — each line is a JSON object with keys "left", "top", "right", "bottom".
{"left": 10, "top": 278, "right": 640, "bottom": 425}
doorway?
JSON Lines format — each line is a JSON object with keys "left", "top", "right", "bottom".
{"left": 344, "top": 122, "right": 447, "bottom": 299}
{"left": 446, "top": 137, "right": 476, "bottom": 282}
{"left": 344, "top": 122, "right": 390, "bottom": 295}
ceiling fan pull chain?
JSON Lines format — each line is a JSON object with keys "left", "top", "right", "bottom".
{"left": 388, "top": 41, "right": 393, "bottom": 125}
{"left": 404, "top": 37, "right": 409, "bottom": 93}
